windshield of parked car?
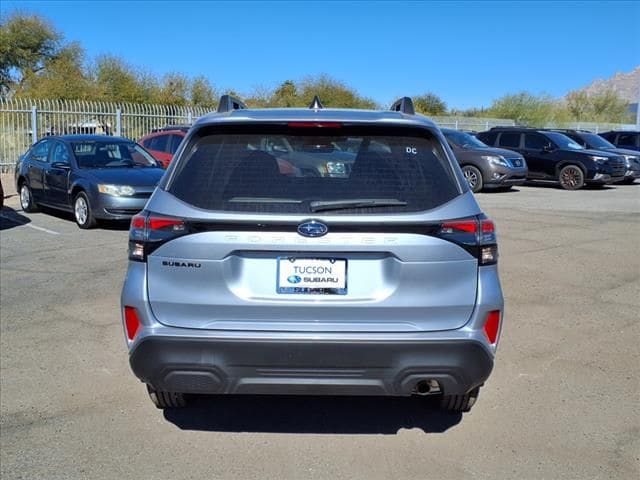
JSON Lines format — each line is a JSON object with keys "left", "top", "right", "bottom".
{"left": 544, "top": 132, "right": 584, "bottom": 150}
{"left": 72, "top": 141, "right": 159, "bottom": 168}
{"left": 168, "top": 126, "right": 461, "bottom": 214}
{"left": 443, "top": 130, "right": 488, "bottom": 149}
{"left": 580, "top": 133, "right": 617, "bottom": 150}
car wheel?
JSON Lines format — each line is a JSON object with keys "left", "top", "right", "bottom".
{"left": 73, "top": 192, "right": 97, "bottom": 229}
{"left": 146, "top": 385, "right": 187, "bottom": 409}
{"left": 19, "top": 182, "right": 39, "bottom": 213}
{"left": 558, "top": 165, "right": 585, "bottom": 190}
{"left": 462, "top": 165, "right": 483, "bottom": 193}
{"left": 439, "top": 386, "right": 480, "bottom": 413}
{"left": 622, "top": 177, "right": 636, "bottom": 185}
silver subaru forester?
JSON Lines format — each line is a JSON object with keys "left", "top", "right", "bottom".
{"left": 121, "top": 95, "right": 504, "bottom": 413}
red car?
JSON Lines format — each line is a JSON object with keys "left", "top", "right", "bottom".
{"left": 138, "top": 126, "right": 188, "bottom": 168}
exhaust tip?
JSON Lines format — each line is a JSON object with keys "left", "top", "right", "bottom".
{"left": 413, "top": 379, "right": 441, "bottom": 396}
{"left": 414, "top": 380, "right": 431, "bottom": 395}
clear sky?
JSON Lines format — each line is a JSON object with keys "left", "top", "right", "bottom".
{"left": 2, "top": 0, "right": 639, "bottom": 109}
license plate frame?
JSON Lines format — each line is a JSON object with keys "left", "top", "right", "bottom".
{"left": 277, "top": 257, "right": 348, "bottom": 295}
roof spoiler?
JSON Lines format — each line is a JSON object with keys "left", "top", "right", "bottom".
{"left": 390, "top": 97, "right": 415, "bottom": 115}
{"left": 217, "top": 95, "right": 247, "bottom": 113}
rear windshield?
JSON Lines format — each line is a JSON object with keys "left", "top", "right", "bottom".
{"left": 167, "top": 125, "right": 460, "bottom": 214}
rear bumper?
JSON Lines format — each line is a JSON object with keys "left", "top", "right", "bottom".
{"left": 129, "top": 335, "right": 494, "bottom": 396}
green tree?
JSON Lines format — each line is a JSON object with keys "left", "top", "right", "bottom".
{"left": 190, "top": 75, "right": 217, "bottom": 108}
{"left": 17, "top": 42, "right": 95, "bottom": 100}
{"left": 93, "top": 55, "right": 151, "bottom": 103}
{"left": 487, "top": 92, "right": 557, "bottom": 126}
{"left": 413, "top": 93, "right": 447, "bottom": 115}
{"left": 566, "top": 90, "right": 590, "bottom": 121}
{"left": 0, "top": 13, "right": 63, "bottom": 95}
{"left": 154, "top": 73, "right": 189, "bottom": 106}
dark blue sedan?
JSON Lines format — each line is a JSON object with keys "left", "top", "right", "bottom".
{"left": 15, "top": 135, "right": 165, "bottom": 228}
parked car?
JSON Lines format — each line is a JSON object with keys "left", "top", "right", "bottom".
{"left": 138, "top": 127, "right": 188, "bottom": 168}
{"left": 599, "top": 130, "right": 640, "bottom": 152}
{"left": 121, "top": 95, "right": 504, "bottom": 414}
{"left": 441, "top": 128, "right": 527, "bottom": 192}
{"left": 549, "top": 129, "right": 640, "bottom": 184}
{"left": 477, "top": 127, "right": 626, "bottom": 190}
{"left": 15, "top": 135, "right": 165, "bottom": 228}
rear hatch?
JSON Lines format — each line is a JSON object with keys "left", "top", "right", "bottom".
{"left": 139, "top": 123, "right": 484, "bottom": 333}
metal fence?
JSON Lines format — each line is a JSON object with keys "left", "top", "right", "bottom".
{"left": 1, "top": 98, "right": 637, "bottom": 172}
{"left": 0, "top": 98, "right": 209, "bottom": 172}
{"left": 430, "top": 116, "right": 515, "bottom": 131}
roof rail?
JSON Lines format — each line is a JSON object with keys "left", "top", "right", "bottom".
{"left": 308, "top": 95, "right": 324, "bottom": 109}
{"left": 217, "top": 94, "right": 247, "bottom": 113}
{"left": 390, "top": 97, "right": 415, "bottom": 115}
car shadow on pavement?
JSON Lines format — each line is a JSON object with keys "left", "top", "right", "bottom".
{"left": 0, "top": 206, "right": 31, "bottom": 231}
{"left": 164, "top": 394, "right": 462, "bottom": 434}
{"left": 523, "top": 181, "right": 616, "bottom": 191}
{"left": 30, "top": 206, "right": 131, "bottom": 231}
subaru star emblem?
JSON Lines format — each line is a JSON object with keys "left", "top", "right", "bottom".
{"left": 287, "top": 275, "right": 302, "bottom": 284}
{"left": 297, "top": 220, "right": 328, "bottom": 238}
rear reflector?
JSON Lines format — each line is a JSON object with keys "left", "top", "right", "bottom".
{"left": 124, "top": 306, "right": 141, "bottom": 341}
{"left": 287, "top": 122, "right": 342, "bottom": 128}
{"left": 484, "top": 310, "right": 501, "bottom": 344}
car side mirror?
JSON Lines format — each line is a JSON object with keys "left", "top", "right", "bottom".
{"left": 543, "top": 144, "right": 555, "bottom": 153}
{"left": 52, "top": 161, "right": 71, "bottom": 169}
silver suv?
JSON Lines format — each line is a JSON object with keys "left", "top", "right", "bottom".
{"left": 121, "top": 96, "right": 504, "bottom": 413}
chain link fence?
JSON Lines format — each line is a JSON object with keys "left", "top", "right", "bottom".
{"left": 1, "top": 98, "right": 637, "bottom": 172}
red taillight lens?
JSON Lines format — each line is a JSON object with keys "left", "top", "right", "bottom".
{"left": 481, "top": 219, "right": 495, "bottom": 233}
{"left": 148, "top": 216, "right": 185, "bottom": 231}
{"left": 484, "top": 310, "right": 501, "bottom": 344}
{"left": 440, "top": 220, "right": 478, "bottom": 234}
{"left": 124, "top": 306, "right": 141, "bottom": 341}
{"left": 131, "top": 214, "right": 146, "bottom": 229}
{"left": 287, "top": 122, "right": 342, "bottom": 128}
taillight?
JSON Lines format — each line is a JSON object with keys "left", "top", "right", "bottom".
{"left": 128, "top": 211, "right": 188, "bottom": 262}
{"left": 483, "top": 310, "right": 501, "bottom": 344}
{"left": 437, "top": 216, "right": 498, "bottom": 265}
{"left": 124, "top": 306, "right": 141, "bottom": 341}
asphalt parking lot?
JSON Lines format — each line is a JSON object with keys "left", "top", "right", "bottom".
{"left": 1, "top": 178, "right": 639, "bottom": 479}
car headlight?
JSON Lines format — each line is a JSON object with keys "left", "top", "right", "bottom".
{"left": 98, "top": 184, "right": 136, "bottom": 196}
{"left": 482, "top": 155, "right": 509, "bottom": 167}
{"left": 624, "top": 155, "right": 639, "bottom": 164}
{"left": 590, "top": 156, "right": 609, "bottom": 163}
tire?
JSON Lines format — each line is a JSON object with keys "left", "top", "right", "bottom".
{"left": 19, "top": 182, "right": 39, "bottom": 213}
{"left": 439, "top": 386, "right": 480, "bottom": 413}
{"left": 146, "top": 385, "right": 187, "bottom": 409}
{"left": 558, "top": 165, "right": 585, "bottom": 190}
{"left": 461, "top": 165, "right": 484, "bottom": 193}
{"left": 73, "top": 192, "right": 97, "bottom": 229}
{"left": 622, "top": 177, "right": 636, "bottom": 185}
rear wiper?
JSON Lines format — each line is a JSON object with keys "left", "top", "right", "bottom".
{"left": 310, "top": 198, "right": 407, "bottom": 213}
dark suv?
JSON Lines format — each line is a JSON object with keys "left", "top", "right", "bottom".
{"left": 477, "top": 128, "right": 626, "bottom": 190}
{"left": 441, "top": 128, "right": 527, "bottom": 192}
{"left": 549, "top": 129, "right": 640, "bottom": 184}
{"left": 599, "top": 130, "right": 640, "bottom": 152}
